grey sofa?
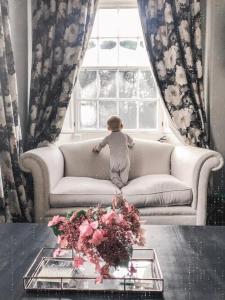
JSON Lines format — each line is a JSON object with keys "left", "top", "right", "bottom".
{"left": 19, "top": 139, "right": 224, "bottom": 225}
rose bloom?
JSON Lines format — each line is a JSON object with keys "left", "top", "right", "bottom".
{"left": 89, "top": 229, "right": 106, "bottom": 246}
{"left": 48, "top": 215, "right": 66, "bottom": 227}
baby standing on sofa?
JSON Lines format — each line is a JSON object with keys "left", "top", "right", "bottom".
{"left": 92, "top": 116, "right": 134, "bottom": 189}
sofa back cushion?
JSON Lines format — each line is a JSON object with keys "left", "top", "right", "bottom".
{"left": 60, "top": 139, "right": 174, "bottom": 180}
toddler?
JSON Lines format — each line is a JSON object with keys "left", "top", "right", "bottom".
{"left": 93, "top": 116, "right": 134, "bottom": 189}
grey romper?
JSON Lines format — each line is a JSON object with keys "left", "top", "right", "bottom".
{"left": 95, "top": 131, "right": 134, "bottom": 189}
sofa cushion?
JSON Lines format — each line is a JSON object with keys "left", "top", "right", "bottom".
{"left": 59, "top": 139, "right": 174, "bottom": 180}
{"left": 50, "top": 177, "right": 120, "bottom": 208}
{"left": 122, "top": 174, "right": 192, "bottom": 207}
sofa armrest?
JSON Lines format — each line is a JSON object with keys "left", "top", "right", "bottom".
{"left": 171, "top": 146, "right": 224, "bottom": 224}
{"left": 19, "top": 145, "right": 64, "bottom": 222}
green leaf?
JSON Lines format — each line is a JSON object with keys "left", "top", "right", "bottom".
{"left": 66, "top": 212, "right": 74, "bottom": 219}
{"left": 51, "top": 225, "right": 62, "bottom": 237}
{"left": 76, "top": 210, "right": 86, "bottom": 219}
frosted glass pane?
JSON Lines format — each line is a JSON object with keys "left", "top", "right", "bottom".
{"left": 136, "top": 40, "right": 150, "bottom": 66}
{"left": 91, "top": 11, "right": 98, "bottom": 37}
{"left": 118, "top": 9, "right": 142, "bottom": 37}
{"left": 139, "top": 101, "right": 157, "bottom": 129}
{"left": 119, "top": 101, "right": 137, "bottom": 129}
{"left": 99, "top": 9, "right": 118, "bottom": 37}
{"left": 99, "top": 101, "right": 117, "bottom": 128}
{"left": 139, "top": 71, "right": 157, "bottom": 98}
{"left": 119, "top": 71, "right": 137, "bottom": 98}
{"left": 119, "top": 39, "right": 138, "bottom": 66}
{"left": 79, "top": 71, "right": 97, "bottom": 99}
{"left": 82, "top": 39, "right": 98, "bottom": 66}
{"left": 99, "top": 39, "right": 118, "bottom": 66}
{"left": 99, "top": 70, "right": 117, "bottom": 98}
{"left": 80, "top": 101, "right": 97, "bottom": 128}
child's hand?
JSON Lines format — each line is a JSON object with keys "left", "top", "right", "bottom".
{"left": 92, "top": 146, "right": 99, "bottom": 153}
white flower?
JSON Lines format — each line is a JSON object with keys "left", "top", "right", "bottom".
{"left": 179, "top": 20, "right": 190, "bottom": 42}
{"left": 164, "top": 2, "right": 173, "bottom": 24}
{"left": 58, "top": 2, "right": 67, "bottom": 17}
{"left": 57, "top": 107, "right": 67, "bottom": 118}
{"left": 164, "top": 46, "right": 177, "bottom": 70}
{"left": 30, "top": 123, "right": 35, "bottom": 137}
{"left": 0, "top": 38, "right": 4, "bottom": 57}
{"left": 156, "top": 26, "right": 168, "bottom": 47}
{"left": 164, "top": 85, "right": 181, "bottom": 106}
{"left": 196, "top": 60, "right": 202, "bottom": 78}
{"left": 50, "top": 0, "right": 56, "bottom": 13}
{"left": 36, "top": 62, "right": 42, "bottom": 75}
{"left": 172, "top": 108, "right": 192, "bottom": 130}
{"left": 192, "top": 2, "right": 200, "bottom": 16}
{"left": 54, "top": 46, "right": 63, "bottom": 62}
{"left": 0, "top": 100, "right": 6, "bottom": 127}
{"left": 65, "top": 24, "right": 79, "bottom": 44}
{"left": 156, "top": 60, "right": 166, "bottom": 79}
{"left": 175, "top": 65, "right": 187, "bottom": 86}
{"left": 185, "top": 47, "right": 193, "bottom": 66}
{"left": 42, "top": 59, "right": 50, "bottom": 77}
{"left": 30, "top": 105, "right": 37, "bottom": 121}
{"left": 195, "top": 26, "right": 201, "bottom": 49}
{"left": 64, "top": 47, "right": 80, "bottom": 66}
{"left": 35, "top": 44, "right": 43, "bottom": 60}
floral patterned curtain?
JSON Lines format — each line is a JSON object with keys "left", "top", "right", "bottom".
{"left": 0, "top": 0, "right": 32, "bottom": 222}
{"left": 138, "top": 0, "right": 208, "bottom": 147}
{"left": 26, "top": 0, "right": 98, "bottom": 150}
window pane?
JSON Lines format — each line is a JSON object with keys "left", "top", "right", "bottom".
{"left": 139, "top": 71, "right": 157, "bottom": 98}
{"left": 136, "top": 40, "right": 150, "bottom": 66}
{"left": 119, "top": 39, "right": 138, "bottom": 66}
{"left": 99, "top": 101, "right": 117, "bottom": 128}
{"left": 79, "top": 70, "right": 97, "bottom": 99}
{"left": 99, "top": 70, "right": 117, "bottom": 98}
{"left": 99, "top": 39, "right": 118, "bottom": 66}
{"left": 80, "top": 101, "right": 97, "bottom": 128}
{"left": 118, "top": 9, "right": 142, "bottom": 37}
{"left": 99, "top": 9, "right": 118, "bottom": 37}
{"left": 119, "top": 71, "right": 137, "bottom": 98}
{"left": 82, "top": 39, "right": 98, "bottom": 66}
{"left": 119, "top": 101, "right": 137, "bottom": 129}
{"left": 139, "top": 101, "right": 157, "bottom": 129}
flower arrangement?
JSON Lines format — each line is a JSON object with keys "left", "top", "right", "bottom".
{"left": 48, "top": 195, "right": 145, "bottom": 283}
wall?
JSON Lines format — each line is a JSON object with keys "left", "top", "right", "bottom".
{"left": 8, "top": 0, "right": 29, "bottom": 137}
{"left": 205, "top": 0, "right": 225, "bottom": 194}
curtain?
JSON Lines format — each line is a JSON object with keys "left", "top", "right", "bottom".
{"left": 0, "top": 0, "right": 32, "bottom": 222}
{"left": 138, "top": 0, "right": 208, "bottom": 147}
{"left": 26, "top": 0, "right": 98, "bottom": 150}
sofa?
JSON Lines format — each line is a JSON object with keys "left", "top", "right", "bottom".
{"left": 19, "top": 139, "right": 224, "bottom": 225}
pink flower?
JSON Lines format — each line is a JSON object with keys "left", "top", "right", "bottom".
{"left": 73, "top": 256, "right": 85, "bottom": 268}
{"left": 69, "top": 211, "right": 78, "bottom": 222}
{"left": 79, "top": 220, "right": 94, "bottom": 238}
{"left": 89, "top": 229, "right": 106, "bottom": 246}
{"left": 48, "top": 215, "right": 66, "bottom": 227}
{"left": 79, "top": 220, "right": 98, "bottom": 239}
{"left": 95, "top": 264, "right": 110, "bottom": 284}
{"left": 101, "top": 211, "right": 116, "bottom": 225}
{"left": 57, "top": 235, "right": 68, "bottom": 248}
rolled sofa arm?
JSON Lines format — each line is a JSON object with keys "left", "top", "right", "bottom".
{"left": 19, "top": 145, "right": 64, "bottom": 222}
{"left": 171, "top": 146, "right": 224, "bottom": 225}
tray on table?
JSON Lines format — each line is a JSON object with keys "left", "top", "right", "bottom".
{"left": 23, "top": 247, "right": 164, "bottom": 293}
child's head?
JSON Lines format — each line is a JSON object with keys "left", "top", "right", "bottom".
{"left": 107, "top": 116, "right": 123, "bottom": 132}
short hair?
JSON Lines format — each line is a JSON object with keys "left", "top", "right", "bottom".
{"left": 107, "top": 115, "right": 122, "bottom": 131}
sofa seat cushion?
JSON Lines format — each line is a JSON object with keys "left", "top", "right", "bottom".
{"left": 50, "top": 177, "right": 120, "bottom": 208}
{"left": 122, "top": 174, "right": 192, "bottom": 208}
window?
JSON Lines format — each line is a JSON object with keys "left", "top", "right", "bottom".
{"left": 62, "top": 5, "right": 163, "bottom": 133}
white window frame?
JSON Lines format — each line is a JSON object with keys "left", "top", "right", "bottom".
{"left": 61, "top": 0, "right": 166, "bottom": 137}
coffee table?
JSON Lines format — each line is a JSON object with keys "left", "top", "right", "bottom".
{"left": 0, "top": 224, "right": 224, "bottom": 300}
